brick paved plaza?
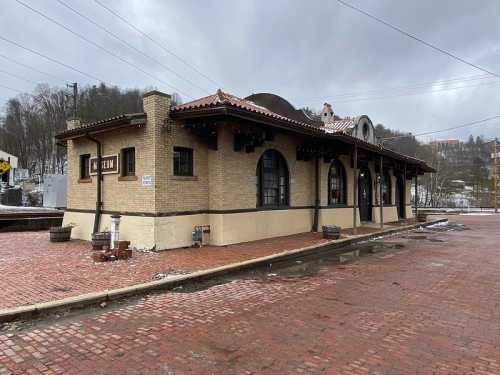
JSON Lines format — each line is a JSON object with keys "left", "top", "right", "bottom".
{"left": 0, "top": 231, "right": 331, "bottom": 309}
{"left": 1, "top": 215, "right": 500, "bottom": 374}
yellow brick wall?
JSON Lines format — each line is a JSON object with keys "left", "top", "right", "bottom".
{"left": 67, "top": 125, "right": 156, "bottom": 214}
{"left": 157, "top": 117, "right": 210, "bottom": 213}
{"left": 209, "top": 126, "right": 315, "bottom": 210}
{"left": 66, "top": 92, "right": 170, "bottom": 215}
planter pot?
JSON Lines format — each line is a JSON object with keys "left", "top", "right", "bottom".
{"left": 114, "top": 248, "right": 132, "bottom": 260}
{"left": 49, "top": 226, "right": 72, "bottom": 242}
{"left": 322, "top": 225, "right": 341, "bottom": 240}
{"left": 92, "top": 252, "right": 106, "bottom": 262}
{"left": 91, "top": 232, "right": 111, "bottom": 249}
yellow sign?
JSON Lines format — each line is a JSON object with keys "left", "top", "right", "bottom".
{"left": 0, "top": 160, "right": 11, "bottom": 175}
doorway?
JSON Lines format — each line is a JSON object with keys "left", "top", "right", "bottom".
{"left": 396, "top": 175, "right": 406, "bottom": 219}
{"left": 358, "top": 167, "right": 372, "bottom": 222}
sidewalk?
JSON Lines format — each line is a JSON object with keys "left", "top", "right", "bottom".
{"left": 0, "top": 231, "right": 329, "bottom": 310}
{"left": 0, "top": 218, "right": 424, "bottom": 311}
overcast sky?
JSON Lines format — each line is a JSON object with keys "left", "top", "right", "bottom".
{"left": 1, "top": 0, "right": 499, "bottom": 142}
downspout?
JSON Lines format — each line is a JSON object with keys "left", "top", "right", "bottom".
{"left": 312, "top": 155, "right": 320, "bottom": 232}
{"left": 353, "top": 143, "right": 358, "bottom": 235}
{"left": 85, "top": 133, "right": 102, "bottom": 234}
{"left": 414, "top": 172, "right": 418, "bottom": 218}
{"left": 379, "top": 155, "right": 384, "bottom": 229}
{"left": 403, "top": 162, "right": 407, "bottom": 218}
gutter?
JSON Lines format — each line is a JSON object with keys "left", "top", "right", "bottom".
{"left": 312, "top": 155, "right": 320, "bottom": 232}
{"left": 85, "top": 133, "right": 102, "bottom": 234}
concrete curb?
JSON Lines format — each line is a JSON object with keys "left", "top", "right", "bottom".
{"left": 0, "top": 218, "right": 448, "bottom": 323}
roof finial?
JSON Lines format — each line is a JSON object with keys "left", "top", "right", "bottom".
{"left": 216, "top": 88, "right": 224, "bottom": 101}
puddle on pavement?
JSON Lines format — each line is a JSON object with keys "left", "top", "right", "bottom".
{"left": 173, "top": 222, "right": 466, "bottom": 291}
{"left": 171, "top": 240, "right": 408, "bottom": 293}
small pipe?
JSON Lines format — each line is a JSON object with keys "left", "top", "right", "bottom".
{"left": 85, "top": 133, "right": 102, "bottom": 234}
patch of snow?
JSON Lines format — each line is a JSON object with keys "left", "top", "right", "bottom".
{"left": 460, "top": 212, "right": 500, "bottom": 216}
{"left": 427, "top": 220, "right": 449, "bottom": 228}
{"left": 0, "top": 204, "right": 54, "bottom": 211}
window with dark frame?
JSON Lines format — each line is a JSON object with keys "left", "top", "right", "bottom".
{"left": 256, "top": 149, "right": 289, "bottom": 207}
{"left": 173, "top": 147, "right": 193, "bottom": 176}
{"left": 121, "top": 147, "right": 135, "bottom": 177}
{"left": 80, "top": 154, "right": 90, "bottom": 180}
{"left": 382, "top": 170, "right": 391, "bottom": 205}
{"left": 328, "top": 159, "right": 347, "bottom": 205}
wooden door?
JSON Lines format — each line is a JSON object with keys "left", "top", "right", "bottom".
{"left": 358, "top": 168, "right": 372, "bottom": 222}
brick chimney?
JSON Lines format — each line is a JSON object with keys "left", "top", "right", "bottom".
{"left": 321, "top": 103, "right": 334, "bottom": 125}
{"left": 143, "top": 90, "right": 171, "bottom": 130}
{"left": 66, "top": 117, "right": 81, "bottom": 130}
{"left": 142, "top": 90, "right": 172, "bottom": 213}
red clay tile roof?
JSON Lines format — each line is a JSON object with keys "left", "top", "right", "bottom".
{"left": 324, "top": 119, "right": 355, "bottom": 133}
{"left": 55, "top": 113, "right": 146, "bottom": 140}
{"left": 173, "top": 90, "right": 435, "bottom": 172}
{"left": 172, "top": 89, "right": 320, "bottom": 130}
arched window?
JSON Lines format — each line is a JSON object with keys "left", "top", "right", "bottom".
{"left": 382, "top": 171, "right": 391, "bottom": 205}
{"left": 328, "top": 159, "right": 347, "bottom": 205}
{"left": 256, "top": 150, "right": 289, "bottom": 207}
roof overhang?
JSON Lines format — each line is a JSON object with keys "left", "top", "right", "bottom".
{"left": 171, "top": 106, "right": 435, "bottom": 174}
{"left": 55, "top": 113, "right": 147, "bottom": 141}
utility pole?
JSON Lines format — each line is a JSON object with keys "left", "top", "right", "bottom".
{"left": 67, "top": 82, "right": 78, "bottom": 118}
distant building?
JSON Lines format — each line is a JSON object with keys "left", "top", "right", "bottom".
{"left": 0, "top": 150, "right": 18, "bottom": 187}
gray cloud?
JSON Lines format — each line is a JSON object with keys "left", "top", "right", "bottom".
{"left": 1, "top": 0, "right": 499, "bottom": 141}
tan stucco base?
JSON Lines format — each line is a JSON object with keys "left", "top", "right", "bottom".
{"left": 406, "top": 205, "right": 414, "bottom": 219}
{"left": 208, "top": 209, "right": 313, "bottom": 246}
{"left": 154, "top": 214, "right": 207, "bottom": 250}
{"left": 63, "top": 204, "right": 416, "bottom": 250}
{"left": 63, "top": 211, "right": 156, "bottom": 250}
{"left": 319, "top": 207, "right": 359, "bottom": 229}
{"left": 372, "top": 206, "right": 399, "bottom": 223}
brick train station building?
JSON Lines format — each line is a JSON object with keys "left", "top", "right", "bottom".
{"left": 56, "top": 90, "right": 433, "bottom": 250}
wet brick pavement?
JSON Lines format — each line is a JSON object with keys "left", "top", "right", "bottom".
{"left": 1, "top": 215, "right": 499, "bottom": 374}
{"left": 0, "top": 231, "right": 328, "bottom": 309}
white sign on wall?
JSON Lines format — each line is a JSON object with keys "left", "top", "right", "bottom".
{"left": 142, "top": 175, "right": 153, "bottom": 186}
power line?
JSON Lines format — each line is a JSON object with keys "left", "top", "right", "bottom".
{"left": 0, "top": 84, "right": 24, "bottom": 94}
{"left": 308, "top": 73, "right": 493, "bottom": 102}
{"left": 332, "top": 79, "right": 500, "bottom": 104}
{"left": 94, "top": 0, "right": 224, "bottom": 90}
{"left": 56, "top": 0, "right": 211, "bottom": 95}
{"left": 15, "top": 0, "right": 194, "bottom": 99}
{"left": 336, "top": 0, "right": 500, "bottom": 80}
{"left": 0, "top": 53, "right": 66, "bottom": 82}
{"left": 382, "top": 115, "right": 500, "bottom": 141}
{"left": 0, "top": 35, "right": 103, "bottom": 82}
{"left": 0, "top": 68, "right": 39, "bottom": 85}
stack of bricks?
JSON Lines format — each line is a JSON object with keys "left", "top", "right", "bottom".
{"left": 92, "top": 241, "right": 132, "bottom": 262}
